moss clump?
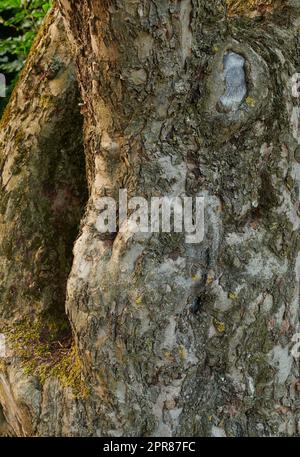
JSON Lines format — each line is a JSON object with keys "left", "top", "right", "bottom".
{"left": 3, "top": 317, "right": 89, "bottom": 399}
{"left": 226, "top": 0, "right": 283, "bottom": 17}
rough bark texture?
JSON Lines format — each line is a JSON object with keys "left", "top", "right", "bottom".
{"left": 0, "top": 8, "right": 87, "bottom": 436}
{"left": 0, "top": 9, "right": 87, "bottom": 321}
{"left": 0, "top": 0, "right": 300, "bottom": 437}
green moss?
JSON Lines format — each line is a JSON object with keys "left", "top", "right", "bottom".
{"left": 2, "top": 317, "right": 89, "bottom": 399}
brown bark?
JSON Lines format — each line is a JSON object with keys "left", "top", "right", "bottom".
{"left": 0, "top": 7, "right": 87, "bottom": 321}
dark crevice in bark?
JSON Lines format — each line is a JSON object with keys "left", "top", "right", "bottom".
{"left": 36, "top": 92, "right": 88, "bottom": 321}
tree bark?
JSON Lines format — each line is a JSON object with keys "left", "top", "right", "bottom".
{"left": 0, "top": 0, "right": 300, "bottom": 437}
{"left": 0, "top": 7, "right": 87, "bottom": 321}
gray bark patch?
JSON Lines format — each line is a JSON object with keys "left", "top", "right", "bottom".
{"left": 219, "top": 52, "right": 247, "bottom": 112}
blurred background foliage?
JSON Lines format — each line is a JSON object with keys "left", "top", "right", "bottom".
{"left": 0, "top": 0, "right": 52, "bottom": 115}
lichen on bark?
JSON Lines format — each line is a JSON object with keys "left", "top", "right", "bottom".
{"left": 0, "top": 7, "right": 89, "bottom": 437}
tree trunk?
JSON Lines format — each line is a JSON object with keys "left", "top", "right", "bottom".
{"left": 0, "top": 0, "right": 299, "bottom": 437}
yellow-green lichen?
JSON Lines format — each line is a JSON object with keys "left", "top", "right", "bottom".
{"left": 213, "top": 318, "right": 226, "bottom": 334}
{"left": 2, "top": 317, "right": 89, "bottom": 399}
